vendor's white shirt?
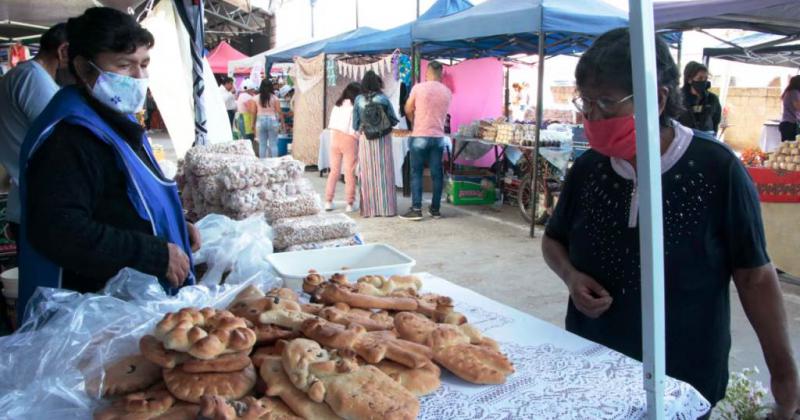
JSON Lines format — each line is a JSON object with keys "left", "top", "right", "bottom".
{"left": 220, "top": 85, "right": 236, "bottom": 111}
{"left": 328, "top": 99, "right": 356, "bottom": 136}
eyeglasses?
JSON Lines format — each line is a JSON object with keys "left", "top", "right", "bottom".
{"left": 572, "top": 94, "right": 634, "bottom": 115}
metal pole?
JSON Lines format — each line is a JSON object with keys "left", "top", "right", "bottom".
{"left": 416, "top": 0, "right": 420, "bottom": 18}
{"left": 355, "top": 0, "right": 359, "bottom": 28}
{"left": 310, "top": 0, "right": 315, "bottom": 38}
{"left": 676, "top": 37, "right": 683, "bottom": 75}
{"left": 529, "top": 28, "right": 545, "bottom": 238}
{"left": 504, "top": 64, "right": 511, "bottom": 119}
{"left": 629, "top": 0, "right": 666, "bottom": 418}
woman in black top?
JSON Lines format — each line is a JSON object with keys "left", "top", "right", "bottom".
{"left": 542, "top": 28, "right": 798, "bottom": 417}
{"left": 678, "top": 61, "right": 722, "bottom": 136}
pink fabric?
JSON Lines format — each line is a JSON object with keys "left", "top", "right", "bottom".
{"left": 409, "top": 81, "right": 452, "bottom": 137}
{"left": 422, "top": 58, "right": 504, "bottom": 168}
{"left": 326, "top": 130, "right": 358, "bottom": 205}
{"left": 207, "top": 41, "right": 249, "bottom": 74}
{"left": 255, "top": 94, "right": 279, "bottom": 116}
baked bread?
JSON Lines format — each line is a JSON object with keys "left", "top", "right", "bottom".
{"left": 139, "top": 335, "right": 188, "bottom": 369}
{"left": 318, "top": 303, "right": 394, "bottom": 331}
{"left": 150, "top": 402, "right": 201, "bottom": 420}
{"left": 415, "top": 295, "right": 467, "bottom": 325}
{"left": 375, "top": 360, "right": 441, "bottom": 397}
{"left": 91, "top": 354, "right": 162, "bottom": 397}
{"left": 265, "top": 288, "right": 300, "bottom": 303}
{"left": 199, "top": 395, "right": 301, "bottom": 420}
{"left": 281, "top": 339, "right": 419, "bottom": 420}
{"left": 163, "top": 363, "right": 257, "bottom": 404}
{"left": 259, "top": 354, "right": 339, "bottom": 420}
{"left": 258, "top": 298, "right": 318, "bottom": 331}
{"left": 253, "top": 323, "right": 300, "bottom": 345}
{"left": 94, "top": 388, "right": 175, "bottom": 420}
{"left": 155, "top": 308, "right": 257, "bottom": 360}
{"left": 300, "top": 318, "right": 432, "bottom": 368}
{"left": 317, "top": 283, "right": 418, "bottom": 311}
{"left": 354, "top": 275, "right": 422, "bottom": 297}
{"left": 394, "top": 312, "right": 513, "bottom": 384}
{"left": 182, "top": 352, "right": 252, "bottom": 373}
{"left": 251, "top": 345, "right": 282, "bottom": 368}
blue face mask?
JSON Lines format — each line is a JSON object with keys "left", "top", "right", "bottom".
{"left": 89, "top": 61, "right": 149, "bottom": 114}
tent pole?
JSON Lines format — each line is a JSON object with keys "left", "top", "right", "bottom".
{"left": 529, "top": 28, "right": 545, "bottom": 238}
{"left": 323, "top": 53, "right": 328, "bottom": 130}
{"left": 629, "top": 0, "right": 666, "bottom": 419}
{"left": 676, "top": 37, "right": 683, "bottom": 74}
{"left": 504, "top": 64, "right": 510, "bottom": 119}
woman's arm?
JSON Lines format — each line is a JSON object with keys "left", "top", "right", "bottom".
{"left": 382, "top": 95, "right": 400, "bottom": 126}
{"left": 27, "top": 125, "right": 170, "bottom": 280}
{"left": 274, "top": 98, "right": 285, "bottom": 131}
{"left": 542, "top": 234, "right": 612, "bottom": 318}
{"left": 733, "top": 265, "right": 799, "bottom": 419}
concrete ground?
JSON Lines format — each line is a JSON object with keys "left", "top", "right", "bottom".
{"left": 154, "top": 132, "right": 799, "bottom": 408}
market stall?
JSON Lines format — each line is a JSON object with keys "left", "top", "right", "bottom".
{"left": 207, "top": 41, "right": 249, "bottom": 75}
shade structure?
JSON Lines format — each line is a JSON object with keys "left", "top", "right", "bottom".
{"left": 0, "top": 0, "right": 145, "bottom": 40}
{"left": 654, "top": 0, "right": 800, "bottom": 36}
{"left": 265, "top": 26, "right": 381, "bottom": 64}
{"left": 207, "top": 40, "right": 248, "bottom": 74}
{"left": 704, "top": 43, "right": 800, "bottom": 68}
{"left": 412, "top": 0, "right": 628, "bottom": 58}
{"left": 324, "top": 0, "right": 473, "bottom": 55}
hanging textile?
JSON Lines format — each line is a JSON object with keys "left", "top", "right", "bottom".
{"left": 326, "top": 57, "right": 337, "bottom": 87}
{"left": 291, "top": 54, "right": 325, "bottom": 165}
{"left": 396, "top": 54, "right": 412, "bottom": 85}
{"left": 172, "top": 0, "right": 208, "bottom": 146}
{"left": 9, "top": 44, "right": 29, "bottom": 68}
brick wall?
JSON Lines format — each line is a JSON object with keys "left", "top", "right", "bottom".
{"left": 720, "top": 87, "right": 782, "bottom": 151}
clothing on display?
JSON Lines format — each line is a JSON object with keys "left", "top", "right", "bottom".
{"left": 290, "top": 54, "right": 325, "bottom": 165}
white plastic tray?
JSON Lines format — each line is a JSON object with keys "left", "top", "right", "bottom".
{"left": 267, "top": 244, "right": 416, "bottom": 290}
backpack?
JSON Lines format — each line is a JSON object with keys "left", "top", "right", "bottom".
{"left": 360, "top": 94, "right": 393, "bottom": 140}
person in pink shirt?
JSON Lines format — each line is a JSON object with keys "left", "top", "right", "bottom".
{"left": 325, "top": 82, "right": 361, "bottom": 212}
{"left": 401, "top": 61, "right": 452, "bottom": 221}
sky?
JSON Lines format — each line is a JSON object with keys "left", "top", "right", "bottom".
{"left": 267, "top": 0, "right": 796, "bottom": 88}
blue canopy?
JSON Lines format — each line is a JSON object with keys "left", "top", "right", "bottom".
{"left": 325, "top": 0, "right": 473, "bottom": 55}
{"left": 266, "top": 26, "right": 380, "bottom": 63}
{"left": 412, "top": 0, "right": 628, "bottom": 58}
{"left": 654, "top": 0, "right": 800, "bottom": 36}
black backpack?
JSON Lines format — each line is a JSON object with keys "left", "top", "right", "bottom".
{"left": 360, "top": 94, "right": 393, "bottom": 140}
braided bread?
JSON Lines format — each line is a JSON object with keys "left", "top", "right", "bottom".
{"left": 154, "top": 308, "right": 257, "bottom": 360}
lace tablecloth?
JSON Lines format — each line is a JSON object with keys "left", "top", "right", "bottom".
{"left": 417, "top": 273, "right": 711, "bottom": 420}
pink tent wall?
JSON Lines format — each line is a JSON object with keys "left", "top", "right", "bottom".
{"left": 207, "top": 41, "right": 248, "bottom": 74}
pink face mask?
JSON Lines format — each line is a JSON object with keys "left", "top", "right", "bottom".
{"left": 584, "top": 115, "right": 636, "bottom": 160}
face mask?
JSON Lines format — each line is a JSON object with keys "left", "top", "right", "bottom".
{"left": 584, "top": 114, "right": 637, "bottom": 160}
{"left": 89, "top": 61, "right": 148, "bottom": 114}
{"left": 691, "top": 80, "right": 710, "bottom": 94}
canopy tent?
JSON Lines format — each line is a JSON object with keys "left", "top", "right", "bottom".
{"left": 266, "top": 26, "right": 381, "bottom": 64}
{"left": 207, "top": 40, "right": 248, "bottom": 74}
{"left": 412, "top": 0, "right": 628, "bottom": 58}
{"left": 654, "top": 0, "right": 800, "bottom": 36}
{"left": 703, "top": 32, "right": 800, "bottom": 68}
{"left": 324, "top": 0, "right": 473, "bottom": 55}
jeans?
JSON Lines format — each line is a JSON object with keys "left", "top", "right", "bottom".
{"left": 257, "top": 115, "right": 279, "bottom": 158}
{"left": 410, "top": 136, "right": 445, "bottom": 211}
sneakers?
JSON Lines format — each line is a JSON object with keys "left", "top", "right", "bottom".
{"left": 324, "top": 202, "right": 334, "bottom": 211}
{"left": 399, "top": 208, "right": 423, "bottom": 221}
{"left": 345, "top": 204, "right": 355, "bottom": 213}
{"left": 428, "top": 208, "right": 442, "bottom": 219}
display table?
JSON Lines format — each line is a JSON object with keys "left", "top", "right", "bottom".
{"left": 318, "top": 130, "right": 451, "bottom": 188}
{"left": 747, "top": 168, "right": 800, "bottom": 276}
{"left": 418, "top": 273, "right": 710, "bottom": 419}
{"left": 760, "top": 120, "right": 782, "bottom": 153}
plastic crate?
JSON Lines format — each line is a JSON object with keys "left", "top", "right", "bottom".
{"left": 447, "top": 178, "right": 496, "bottom": 206}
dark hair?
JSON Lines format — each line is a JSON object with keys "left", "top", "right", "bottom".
{"left": 336, "top": 82, "right": 362, "bottom": 106}
{"left": 575, "top": 28, "right": 682, "bottom": 127}
{"left": 361, "top": 70, "right": 383, "bottom": 95}
{"left": 258, "top": 79, "right": 275, "bottom": 107}
{"left": 66, "top": 7, "right": 154, "bottom": 76}
{"left": 782, "top": 75, "right": 800, "bottom": 99}
{"left": 223, "top": 77, "right": 234, "bottom": 85}
{"left": 428, "top": 61, "right": 443, "bottom": 78}
{"left": 683, "top": 61, "right": 708, "bottom": 88}
{"left": 39, "top": 23, "right": 67, "bottom": 55}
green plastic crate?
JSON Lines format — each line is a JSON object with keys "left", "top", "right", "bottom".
{"left": 447, "top": 179, "right": 496, "bottom": 206}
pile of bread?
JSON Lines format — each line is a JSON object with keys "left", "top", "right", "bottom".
{"left": 178, "top": 142, "right": 358, "bottom": 252}
{"left": 92, "top": 273, "right": 513, "bottom": 419}
{"left": 765, "top": 141, "right": 800, "bottom": 172}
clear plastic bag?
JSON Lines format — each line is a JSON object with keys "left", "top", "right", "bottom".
{"left": 193, "top": 214, "right": 278, "bottom": 287}
{"left": 0, "top": 269, "right": 274, "bottom": 419}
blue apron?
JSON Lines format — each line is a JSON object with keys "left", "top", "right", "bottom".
{"left": 17, "top": 87, "right": 195, "bottom": 320}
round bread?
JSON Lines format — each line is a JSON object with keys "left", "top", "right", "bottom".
{"left": 163, "top": 363, "right": 257, "bottom": 404}
{"left": 150, "top": 402, "right": 201, "bottom": 420}
{"left": 121, "top": 389, "right": 175, "bottom": 413}
{"left": 182, "top": 351, "right": 251, "bottom": 373}
{"left": 139, "top": 335, "right": 188, "bottom": 369}
{"left": 155, "top": 308, "right": 257, "bottom": 360}
{"left": 101, "top": 355, "right": 162, "bottom": 396}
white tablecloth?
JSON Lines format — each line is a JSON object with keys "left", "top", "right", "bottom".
{"left": 318, "top": 130, "right": 451, "bottom": 188}
{"left": 760, "top": 121, "right": 782, "bottom": 153}
{"left": 417, "top": 273, "right": 711, "bottom": 419}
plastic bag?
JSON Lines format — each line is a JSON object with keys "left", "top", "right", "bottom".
{"left": 193, "top": 214, "right": 277, "bottom": 287}
{"left": 0, "top": 269, "right": 276, "bottom": 419}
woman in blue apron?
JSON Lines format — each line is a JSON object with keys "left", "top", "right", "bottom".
{"left": 17, "top": 7, "right": 199, "bottom": 320}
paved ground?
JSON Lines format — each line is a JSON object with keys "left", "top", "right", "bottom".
{"left": 155, "top": 133, "right": 799, "bottom": 407}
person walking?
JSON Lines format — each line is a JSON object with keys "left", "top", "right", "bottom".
{"left": 220, "top": 77, "right": 237, "bottom": 126}
{"left": 235, "top": 81, "right": 257, "bottom": 142}
{"left": 0, "top": 23, "right": 68, "bottom": 241}
{"left": 779, "top": 75, "right": 800, "bottom": 141}
{"left": 401, "top": 61, "right": 452, "bottom": 221}
{"left": 254, "top": 79, "right": 283, "bottom": 158}
{"left": 678, "top": 61, "right": 722, "bottom": 136}
{"left": 325, "top": 82, "right": 361, "bottom": 213}
{"left": 542, "top": 28, "right": 799, "bottom": 416}
{"left": 353, "top": 70, "right": 399, "bottom": 218}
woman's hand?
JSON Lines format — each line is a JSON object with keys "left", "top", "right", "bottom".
{"left": 165, "top": 243, "right": 190, "bottom": 288}
{"left": 770, "top": 373, "right": 800, "bottom": 420}
{"left": 187, "top": 222, "right": 201, "bottom": 252}
{"left": 566, "top": 270, "right": 613, "bottom": 318}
